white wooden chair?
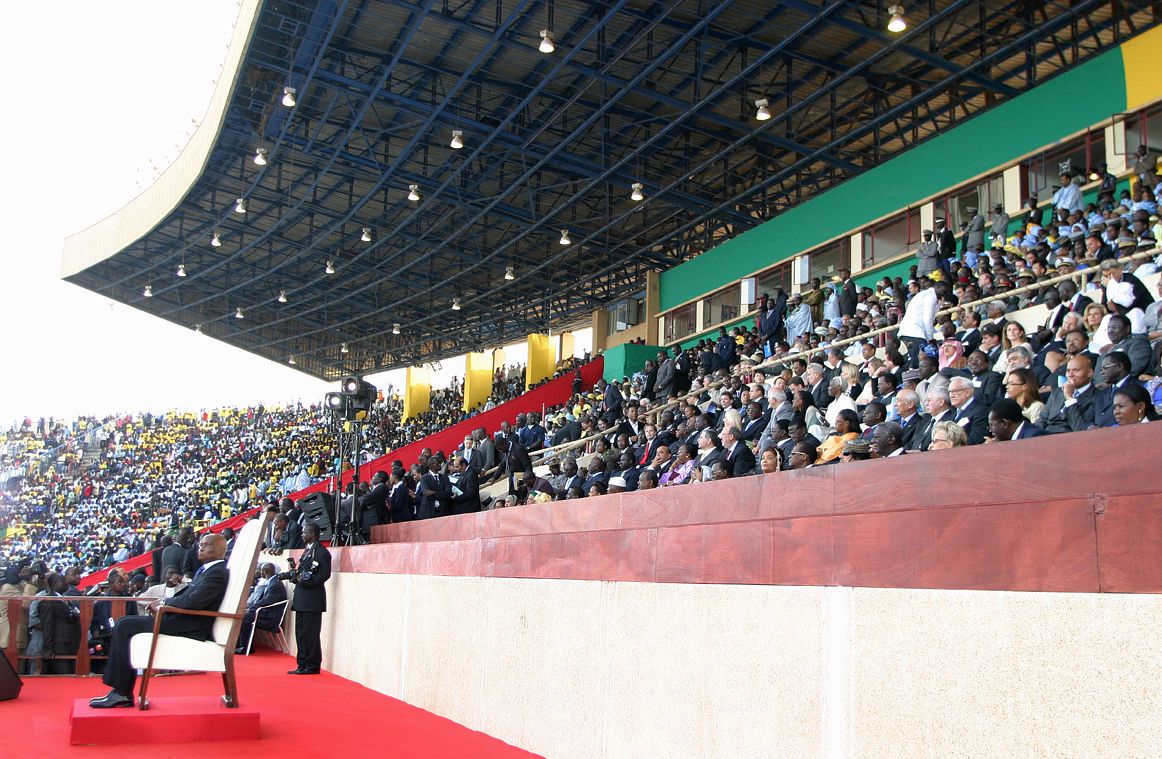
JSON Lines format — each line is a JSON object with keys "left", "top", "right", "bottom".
{"left": 129, "top": 513, "right": 270, "bottom": 710}
{"left": 244, "top": 597, "right": 290, "bottom": 655}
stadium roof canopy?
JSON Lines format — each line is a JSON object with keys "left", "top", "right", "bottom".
{"left": 62, "top": 0, "right": 1159, "bottom": 380}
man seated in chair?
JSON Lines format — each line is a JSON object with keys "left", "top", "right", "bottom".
{"left": 88, "top": 533, "right": 230, "bottom": 709}
{"left": 235, "top": 562, "right": 287, "bottom": 654}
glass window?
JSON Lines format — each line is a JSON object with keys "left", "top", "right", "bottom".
{"left": 605, "top": 292, "right": 646, "bottom": 335}
{"left": 806, "top": 238, "right": 848, "bottom": 282}
{"left": 936, "top": 172, "right": 1005, "bottom": 231}
{"left": 756, "top": 261, "right": 792, "bottom": 299}
{"left": 702, "top": 286, "right": 740, "bottom": 328}
{"left": 662, "top": 302, "right": 696, "bottom": 343}
{"left": 862, "top": 209, "right": 921, "bottom": 268}
{"left": 1022, "top": 131, "right": 1105, "bottom": 200}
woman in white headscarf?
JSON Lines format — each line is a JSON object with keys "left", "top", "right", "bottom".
{"left": 823, "top": 282, "right": 841, "bottom": 325}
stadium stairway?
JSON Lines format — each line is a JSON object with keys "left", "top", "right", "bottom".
{"left": 77, "top": 357, "right": 605, "bottom": 589}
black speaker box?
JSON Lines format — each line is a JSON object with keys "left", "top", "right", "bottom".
{"left": 0, "top": 653, "right": 21, "bottom": 701}
{"left": 300, "top": 491, "right": 336, "bottom": 541}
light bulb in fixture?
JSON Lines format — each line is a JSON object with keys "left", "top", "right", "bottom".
{"left": 211, "top": 231, "right": 222, "bottom": 247}
{"left": 194, "top": 323, "right": 202, "bottom": 334}
{"left": 631, "top": 182, "right": 644, "bottom": 201}
{"left": 234, "top": 197, "right": 246, "bottom": 214}
{"left": 176, "top": 263, "right": 187, "bottom": 277}
{"left": 539, "top": 29, "right": 555, "bottom": 53}
{"left": 361, "top": 226, "right": 372, "bottom": 242}
{"left": 886, "top": 5, "right": 906, "bottom": 32}
{"left": 450, "top": 130, "right": 463, "bottom": 149}
{"left": 451, "top": 298, "right": 461, "bottom": 311}
{"left": 754, "top": 98, "right": 771, "bottom": 121}
{"left": 289, "top": 355, "right": 296, "bottom": 365}
{"left": 282, "top": 87, "right": 297, "bottom": 107}
{"left": 325, "top": 260, "right": 335, "bottom": 274}
{"left": 277, "top": 290, "right": 287, "bottom": 303}
{"left": 341, "top": 343, "right": 349, "bottom": 353}
{"left": 505, "top": 265, "right": 515, "bottom": 280}
{"left": 407, "top": 184, "right": 420, "bottom": 201}
{"left": 1087, "top": 169, "right": 1100, "bottom": 181}
{"left": 143, "top": 285, "right": 153, "bottom": 297}
{"left": 254, "top": 147, "right": 268, "bottom": 166}
{"left": 559, "top": 229, "right": 571, "bottom": 245}
{"left": 235, "top": 307, "right": 244, "bottom": 319}
{"left": 392, "top": 322, "right": 401, "bottom": 334}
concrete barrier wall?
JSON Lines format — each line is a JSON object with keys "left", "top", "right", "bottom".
{"left": 311, "top": 574, "right": 1162, "bottom": 759}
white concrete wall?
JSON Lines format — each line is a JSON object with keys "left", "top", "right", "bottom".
{"left": 300, "top": 572, "right": 1162, "bottom": 759}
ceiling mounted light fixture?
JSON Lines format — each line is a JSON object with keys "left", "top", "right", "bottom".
{"left": 451, "top": 298, "right": 461, "bottom": 311}
{"left": 176, "top": 263, "right": 187, "bottom": 277}
{"left": 407, "top": 184, "right": 420, "bottom": 201}
{"left": 755, "top": 98, "right": 771, "bottom": 121}
{"left": 361, "top": 226, "right": 372, "bottom": 242}
{"left": 887, "top": 5, "right": 907, "bottom": 32}
{"left": 277, "top": 290, "right": 287, "bottom": 303}
{"left": 392, "top": 322, "right": 401, "bottom": 334}
{"left": 253, "top": 147, "right": 268, "bottom": 166}
{"left": 235, "top": 307, "right": 244, "bottom": 319}
{"left": 539, "top": 29, "right": 555, "bottom": 53}
{"left": 450, "top": 130, "right": 464, "bottom": 149}
{"left": 631, "top": 182, "right": 644, "bottom": 201}
{"left": 559, "top": 229, "right": 571, "bottom": 245}
{"left": 211, "top": 230, "right": 222, "bottom": 247}
{"left": 289, "top": 355, "right": 296, "bottom": 365}
{"left": 282, "top": 87, "right": 297, "bottom": 107}
{"left": 234, "top": 197, "right": 246, "bottom": 214}
{"left": 505, "top": 265, "right": 515, "bottom": 280}
{"left": 194, "top": 323, "right": 202, "bottom": 334}
{"left": 341, "top": 342, "right": 349, "bottom": 353}
{"left": 143, "top": 285, "right": 153, "bottom": 297}
{"left": 325, "top": 260, "right": 335, "bottom": 275}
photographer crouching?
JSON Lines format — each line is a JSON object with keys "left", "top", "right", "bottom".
{"left": 278, "top": 523, "right": 331, "bottom": 675}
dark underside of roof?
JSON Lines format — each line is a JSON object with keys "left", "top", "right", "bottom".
{"left": 66, "top": 0, "right": 1160, "bottom": 380}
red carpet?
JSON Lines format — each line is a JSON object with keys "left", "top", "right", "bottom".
{"left": 1, "top": 650, "right": 541, "bottom": 758}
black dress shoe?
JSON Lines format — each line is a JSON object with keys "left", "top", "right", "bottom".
{"left": 287, "top": 668, "right": 320, "bottom": 675}
{"left": 89, "top": 691, "right": 134, "bottom": 709}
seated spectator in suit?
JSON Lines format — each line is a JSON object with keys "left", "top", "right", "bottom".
{"left": 695, "top": 429, "right": 725, "bottom": 470}
{"left": 267, "top": 513, "right": 302, "bottom": 554}
{"left": 871, "top": 421, "right": 906, "bottom": 458}
{"left": 518, "top": 470, "right": 558, "bottom": 501}
{"left": 1096, "top": 313, "right": 1152, "bottom": 378}
{"left": 637, "top": 470, "right": 659, "bottom": 490}
{"left": 787, "top": 440, "right": 818, "bottom": 469}
{"left": 236, "top": 562, "right": 288, "bottom": 654}
{"left": 720, "top": 425, "right": 755, "bottom": 477}
{"left": 948, "top": 376, "right": 989, "bottom": 444}
{"left": 987, "top": 398, "right": 1046, "bottom": 442}
{"left": 138, "top": 566, "right": 187, "bottom": 601}
{"left": 893, "top": 389, "right": 925, "bottom": 449}
{"left": 1112, "top": 383, "right": 1159, "bottom": 425}
{"left": 928, "top": 420, "right": 968, "bottom": 451}
{"left": 817, "top": 409, "right": 861, "bottom": 464}
{"left": 1003, "top": 367, "right": 1046, "bottom": 424}
{"left": 1037, "top": 354, "right": 1096, "bottom": 433}
{"left": 1093, "top": 351, "right": 1134, "bottom": 428}
{"left": 610, "top": 451, "right": 641, "bottom": 491}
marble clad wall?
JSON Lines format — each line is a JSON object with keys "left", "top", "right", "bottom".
{"left": 311, "top": 574, "right": 1162, "bottom": 759}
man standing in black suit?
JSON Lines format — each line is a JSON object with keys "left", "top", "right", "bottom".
{"left": 89, "top": 533, "right": 230, "bottom": 708}
{"left": 285, "top": 524, "right": 331, "bottom": 675}
{"left": 837, "top": 269, "right": 858, "bottom": 318}
{"left": 416, "top": 458, "right": 452, "bottom": 520}
{"left": 447, "top": 456, "right": 481, "bottom": 515}
{"left": 359, "top": 471, "right": 389, "bottom": 539}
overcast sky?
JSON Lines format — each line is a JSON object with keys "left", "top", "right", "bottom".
{"left": 0, "top": 2, "right": 367, "bottom": 425}
{"left": 0, "top": 2, "right": 591, "bottom": 428}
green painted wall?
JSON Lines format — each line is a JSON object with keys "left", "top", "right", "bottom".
{"left": 602, "top": 343, "right": 665, "bottom": 383}
{"left": 658, "top": 47, "right": 1128, "bottom": 312}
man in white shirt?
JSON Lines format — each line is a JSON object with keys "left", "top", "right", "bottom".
{"left": 138, "top": 566, "right": 188, "bottom": 601}
{"left": 897, "top": 278, "right": 944, "bottom": 366}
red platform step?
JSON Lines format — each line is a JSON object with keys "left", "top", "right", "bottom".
{"left": 69, "top": 697, "right": 260, "bottom": 745}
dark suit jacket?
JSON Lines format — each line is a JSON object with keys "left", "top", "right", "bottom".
{"left": 696, "top": 445, "right": 725, "bottom": 470}
{"left": 448, "top": 468, "right": 482, "bottom": 515}
{"left": 723, "top": 442, "right": 756, "bottom": 477}
{"left": 898, "top": 412, "right": 928, "bottom": 450}
{"left": 159, "top": 543, "right": 186, "bottom": 577}
{"left": 161, "top": 561, "right": 229, "bottom": 640}
{"left": 957, "top": 329, "right": 982, "bottom": 358}
{"left": 248, "top": 578, "right": 288, "bottom": 630}
{"left": 1014, "top": 423, "right": 1047, "bottom": 439}
{"left": 1038, "top": 385, "right": 1095, "bottom": 434}
{"left": 910, "top": 410, "right": 952, "bottom": 451}
{"left": 290, "top": 543, "right": 331, "bottom": 614}
{"left": 809, "top": 381, "right": 830, "bottom": 415}
{"left": 971, "top": 370, "right": 1004, "bottom": 408}
{"left": 416, "top": 471, "right": 452, "bottom": 520}
{"left": 551, "top": 421, "right": 582, "bottom": 446}
{"left": 40, "top": 594, "right": 81, "bottom": 656}
{"left": 360, "top": 482, "right": 389, "bottom": 530}
{"left": 1093, "top": 380, "right": 1137, "bottom": 428}
{"left": 740, "top": 415, "right": 767, "bottom": 443}
{"left": 839, "top": 278, "right": 858, "bottom": 317}
{"left": 388, "top": 482, "right": 414, "bottom": 522}
{"left": 953, "top": 399, "right": 989, "bottom": 445}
